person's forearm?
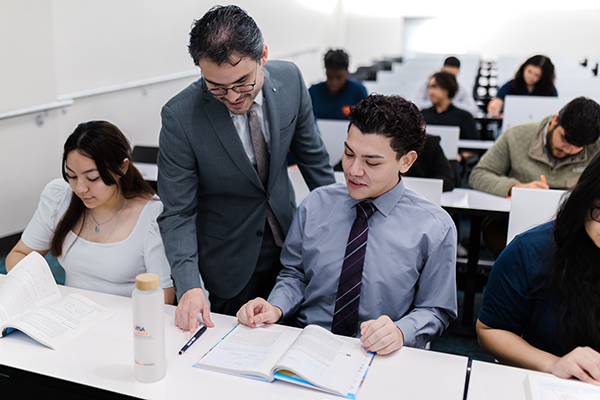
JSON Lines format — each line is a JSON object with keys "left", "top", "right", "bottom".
{"left": 5, "top": 249, "right": 28, "bottom": 272}
{"left": 476, "top": 320, "right": 558, "bottom": 372}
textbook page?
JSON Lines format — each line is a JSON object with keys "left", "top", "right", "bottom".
{"left": 3, "top": 293, "right": 115, "bottom": 349}
{"left": 0, "top": 252, "right": 61, "bottom": 326}
{"left": 273, "top": 324, "right": 374, "bottom": 397}
{"left": 524, "top": 373, "right": 600, "bottom": 400}
{"left": 196, "top": 324, "right": 301, "bottom": 380}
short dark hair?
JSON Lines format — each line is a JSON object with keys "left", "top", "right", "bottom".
{"left": 324, "top": 49, "right": 349, "bottom": 71}
{"left": 556, "top": 97, "right": 600, "bottom": 147}
{"left": 430, "top": 71, "right": 458, "bottom": 99}
{"left": 188, "top": 5, "right": 264, "bottom": 66}
{"left": 348, "top": 94, "right": 426, "bottom": 159}
{"left": 443, "top": 56, "right": 460, "bottom": 69}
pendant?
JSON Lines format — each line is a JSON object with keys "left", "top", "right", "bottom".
{"left": 95, "top": 225, "right": 100, "bottom": 233}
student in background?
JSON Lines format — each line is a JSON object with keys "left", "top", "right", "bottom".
{"left": 488, "top": 55, "right": 557, "bottom": 118}
{"left": 477, "top": 152, "right": 600, "bottom": 384}
{"left": 470, "top": 97, "right": 600, "bottom": 256}
{"left": 404, "top": 134, "right": 456, "bottom": 192}
{"left": 309, "top": 49, "right": 369, "bottom": 120}
{"left": 421, "top": 71, "right": 480, "bottom": 141}
{"left": 413, "top": 56, "right": 479, "bottom": 117}
{"left": 6, "top": 121, "right": 174, "bottom": 303}
{"left": 237, "top": 94, "right": 457, "bottom": 355}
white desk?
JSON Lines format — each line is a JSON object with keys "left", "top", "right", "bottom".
{"left": 0, "top": 279, "right": 469, "bottom": 399}
{"left": 133, "top": 162, "right": 158, "bottom": 182}
{"left": 441, "top": 189, "right": 511, "bottom": 329}
{"left": 458, "top": 140, "right": 495, "bottom": 151}
{"left": 466, "top": 360, "right": 549, "bottom": 400}
{"left": 441, "top": 188, "right": 511, "bottom": 214}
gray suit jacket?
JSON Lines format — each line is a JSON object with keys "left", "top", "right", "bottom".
{"left": 157, "top": 60, "right": 335, "bottom": 300}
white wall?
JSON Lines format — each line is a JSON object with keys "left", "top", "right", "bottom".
{"left": 3, "top": 0, "right": 600, "bottom": 238}
{"left": 0, "top": 0, "right": 335, "bottom": 237}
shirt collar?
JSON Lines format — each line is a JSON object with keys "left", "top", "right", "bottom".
{"left": 349, "top": 177, "right": 405, "bottom": 218}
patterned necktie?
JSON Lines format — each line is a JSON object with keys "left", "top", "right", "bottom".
{"left": 331, "top": 201, "right": 376, "bottom": 337}
{"left": 248, "top": 103, "right": 284, "bottom": 246}
{"left": 248, "top": 104, "right": 269, "bottom": 187}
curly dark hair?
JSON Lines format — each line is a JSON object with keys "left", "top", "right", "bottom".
{"left": 348, "top": 94, "right": 426, "bottom": 159}
{"left": 188, "top": 5, "right": 264, "bottom": 66}
{"left": 430, "top": 71, "right": 458, "bottom": 99}
{"left": 549, "top": 151, "right": 600, "bottom": 353}
{"left": 556, "top": 97, "right": 600, "bottom": 147}
{"left": 510, "top": 54, "right": 556, "bottom": 96}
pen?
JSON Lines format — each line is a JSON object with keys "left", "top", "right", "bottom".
{"left": 540, "top": 175, "right": 547, "bottom": 185}
{"left": 178, "top": 325, "right": 207, "bottom": 355}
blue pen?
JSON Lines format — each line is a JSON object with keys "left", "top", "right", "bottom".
{"left": 178, "top": 325, "right": 208, "bottom": 355}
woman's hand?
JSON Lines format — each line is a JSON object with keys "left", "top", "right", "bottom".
{"left": 551, "top": 347, "right": 600, "bottom": 384}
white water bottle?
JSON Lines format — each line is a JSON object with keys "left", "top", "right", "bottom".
{"left": 132, "top": 273, "right": 166, "bottom": 382}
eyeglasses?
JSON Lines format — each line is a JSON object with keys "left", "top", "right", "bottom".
{"left": 591, "top": 206, "right": 600, "bottom": 223}
{"left": 203, "top": 64, "right": 258, "bottom": 97}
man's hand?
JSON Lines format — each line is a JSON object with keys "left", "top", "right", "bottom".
{"left": 510, "top": 181, "right": 549, "bottom": 195}
{"left": 551, "top": 347, "right": 600, "bottom": 384}
{"left": 360, "top": 315, "right": 404, "bottom": 355}
{"left": 174, "top": 288, "right": 214, "bottom": 332}
{"left": 237, "top": 298, "right": 282, "bottom": 327}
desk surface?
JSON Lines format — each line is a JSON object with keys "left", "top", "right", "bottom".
{"left": 466, "top": 360, "right": 549, "bottom": 400}
{"left": 458, "top": 139, "right": 495, "bottom": 151}
{"left": 0, "top": 279, "right": 469, "bottom": 399}
{"left": 441, "top": 188, "right": 511, "bottom": 214}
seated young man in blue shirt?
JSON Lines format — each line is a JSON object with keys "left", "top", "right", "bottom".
{"left": 237, "top": 94, "right": 458, "bottom": 355}
{"left": 308, "top": 49, "right": 369, "bottom": 120}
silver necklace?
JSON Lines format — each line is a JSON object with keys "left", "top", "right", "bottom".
{"left": 87, "top": 199, "right": 127, "bottom": 242}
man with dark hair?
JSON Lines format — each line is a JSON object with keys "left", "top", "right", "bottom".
{"left": 470, "top": 96, "right": 600, "bottom": 255}
{"left": 470, "top": 96, "right": 600, "bottom": 196}
{"left": 157, "top": 5, "right": 335, "bottom": 332}
{"left": 237, "top": 94, "right": 458, "bottom": 355}
{"left": 421, "top": 71, "right": 479, "bottom": 140}
{"left": 443, "top": 56, "right": 461, "bottom": 71}
{"left": 413, "top": 56, "right": 479, "bottom": 116}
{"left": 308, "top": 49, "right": 368, "bottom": 120}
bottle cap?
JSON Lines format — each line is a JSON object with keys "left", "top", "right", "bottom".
{"left": 135, "top": 273, "right": 160, "bottom": 291}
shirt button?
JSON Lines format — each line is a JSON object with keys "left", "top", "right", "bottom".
{"left": 256, "top": 229, "right": 264, "bottom": 237}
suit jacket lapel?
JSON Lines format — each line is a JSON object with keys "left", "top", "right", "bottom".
{"left": 262, "top": 67, "right": 281, "bottom": 188}
{"left": 202, "top": 89, "right": 264, "bottom": 190}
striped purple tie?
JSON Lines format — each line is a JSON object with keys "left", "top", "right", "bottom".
{"left": 331, "top": 201, "right": 376, "bottom": 337}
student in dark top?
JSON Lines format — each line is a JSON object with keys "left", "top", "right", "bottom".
{"left": 404, "top": 134, "right": 456, "bottom": 192}
{"left": 421, "top": 72, "right": 480, "bottom": 141}
{"left": 477, "top": 152, "right": 600, "bottom": 384}
{"left": 309, "top": 49, "right": 369, "bottom": 120}
{"left": 488, "top": 55, "right": 558, "bottom": 118}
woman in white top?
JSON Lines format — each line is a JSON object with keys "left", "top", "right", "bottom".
{"left": 6, "top": 121, "right": 175, "bottom": 304}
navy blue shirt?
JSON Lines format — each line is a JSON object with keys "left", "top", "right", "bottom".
{"left": 496, "top": 80, "right": 558, "bottom": 100}
{"left": 308, "top": 79, "right": 368, "bottom": 120}
{"left": 479, "top": 221, "right": 564, "bottom": 356}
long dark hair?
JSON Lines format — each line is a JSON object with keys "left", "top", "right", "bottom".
{"left": 510, "top": 55, "right": 556, "bottom": 96}
{"left": 50, "top": 121, "right": 155, "bottom": 256}
{"left": 550, "top": 152, "right": 600, "bottom": 352}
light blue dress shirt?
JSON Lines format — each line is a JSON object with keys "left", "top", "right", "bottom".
{"left": 268, "top": 180, "right": 458, "bottom": 348}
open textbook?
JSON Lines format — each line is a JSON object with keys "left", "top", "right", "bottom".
{"left": 0, "top": 252, "right": 114, "bottom": 349}
{"left": 524, "top": 372, "right": 600, "bottom": 400}
{"left": 194, "top": 324, "right": 375, "bottom": 398}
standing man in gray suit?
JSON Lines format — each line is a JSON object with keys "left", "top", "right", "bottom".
{"left": 157, "top": 5, "right": 335, "bottom": 332}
